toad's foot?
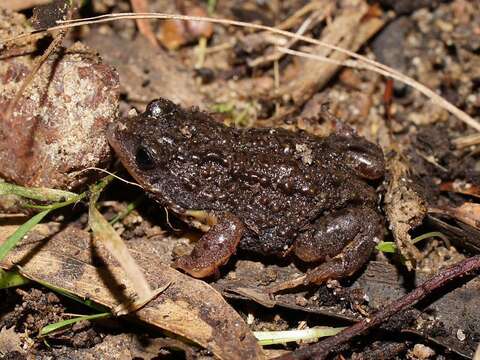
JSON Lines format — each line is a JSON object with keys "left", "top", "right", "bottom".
{"left": 173, "top": 212, "right": 244, "bottom": 278}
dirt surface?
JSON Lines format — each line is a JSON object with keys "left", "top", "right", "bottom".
{"left": 1, "top": 0, "right": 480, "bottom": 359}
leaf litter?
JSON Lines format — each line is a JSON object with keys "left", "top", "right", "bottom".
{"left": 0, "top": 1, "right": 476, "bottom": 358}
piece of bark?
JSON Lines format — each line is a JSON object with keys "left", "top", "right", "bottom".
{"left": 384, "top": 154, "right": 427, "bottom": 269}
{"left": 276, "top": 2, "right": 384, "bottom": 106}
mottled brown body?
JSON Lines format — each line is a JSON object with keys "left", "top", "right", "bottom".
{"left": 107, "top": 98, "right": 385, "bottom": 286}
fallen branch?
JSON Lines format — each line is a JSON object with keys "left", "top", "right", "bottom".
{"left": 274, "top": 255, "right": 480, "bottom": 360}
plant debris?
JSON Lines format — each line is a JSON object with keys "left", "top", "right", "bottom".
{"left": 1, "top": 0, "right": 480, "bottom": 358}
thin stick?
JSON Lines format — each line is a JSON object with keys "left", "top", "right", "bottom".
{"left": 273, "top": 255, "right": 480, "bottom": 360}
{"left": 248, "top": 9, "right": 321, "bottom": 68}
{"left": 3, "top": 12, "right": 478, "bottom": 131}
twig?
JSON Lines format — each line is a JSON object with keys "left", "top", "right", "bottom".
{"left": 248, "top": 6, "right": 330, "bottom": 68}
{"left": 3, "top": 12, "right": 479, "bottom": 132}
{"left": 452, "top": 133, "right": 480, "bottom": 148}
{"left": 273, "top": 255, "right": 480, "bottom": 360}
{"left": 275, "top": 0, "right": 327, "bottom": 31}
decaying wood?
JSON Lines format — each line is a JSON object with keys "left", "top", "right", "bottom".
{"left": 276, "top": 2, "right": 384, "bottom": 105}
{"left": 384, "top": 154, "right": 427, "bottom": 269}
{"left": 0, "top": 224, "right": 264, "bottom": 360}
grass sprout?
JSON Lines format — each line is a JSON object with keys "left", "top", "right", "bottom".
{"left": 39, "top": 312, "right": 111, "bottom": 336}
{"left": 254, "top": 326, "right": 346, "bottom": 346}
{"left": 0, "top": 210, "right": 51, "bottom": 261}
{"left": 0, "top": 182, "right": 77, "bottom": 202}
{"left": 89, "top": 176, "right": 152, "bottom": 300}
{"left": 376, "top": 231, "right": 448, "bottom": 253}
{"left": 109, "top": 196, "right": 144, "bottom": 225}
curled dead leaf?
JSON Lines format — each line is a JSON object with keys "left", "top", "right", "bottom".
{"left": 157, "top": 6, "right": 213, "bottom": 50}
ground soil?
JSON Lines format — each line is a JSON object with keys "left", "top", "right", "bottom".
{"left": 1, "top": 0, "right": 480, "bottom": 359}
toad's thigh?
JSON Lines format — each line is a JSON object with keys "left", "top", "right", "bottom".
{"left": 293, "top": 207, "right": 381, "bottom": 263}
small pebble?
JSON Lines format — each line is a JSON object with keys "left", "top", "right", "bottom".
{"left": 412, "top": 343, "right": 435, "bottom": 359}
{"left": 295, "top": 296, "right": 308, "bottom": 307}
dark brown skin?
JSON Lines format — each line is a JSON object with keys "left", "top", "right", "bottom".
{"left": 107, "top": 98, "right": 385, "bottom": 287}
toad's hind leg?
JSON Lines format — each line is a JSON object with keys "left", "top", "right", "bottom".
{"left": 173, "top": 213, "right": 245, "bottom": 278}
{"left": 296, "top": 207, "right": 383, "bottom": 285}
{"left": 268, "top": 207, "right": 382, "bottom": 293}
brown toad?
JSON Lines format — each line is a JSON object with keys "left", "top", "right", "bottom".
{"left": 107, "top": 98, "right": 385, "bottom": 289}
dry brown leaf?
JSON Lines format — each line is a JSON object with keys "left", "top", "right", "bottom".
{"left": 430, "top": 203, "right": 480, "bottom": 230}
{"left": 440, "top": 181, "right": 480, "bottom": 198}
{"left": 0, "top": 225, "right": 264, "bottom": 360}
{"left": 157, "top": 6, "right": 213, "bottom": 50}
{"left": 130, "top": 0, "right": 159, "bottom": 49}
{"left": 384, "top": 154, "right": 427, "bottom": 270}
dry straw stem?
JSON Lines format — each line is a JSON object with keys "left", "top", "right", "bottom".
{"left": 3, "top": 12, "right": 479, "bottom": 132}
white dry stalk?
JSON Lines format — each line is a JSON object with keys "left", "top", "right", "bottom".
{"left": 3, "top": 12, "right": 479, "bottom": 131}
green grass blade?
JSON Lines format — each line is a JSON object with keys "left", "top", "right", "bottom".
{"left": 0, "top": 182, "right": 77, "bottom": 202}
{"left": 376, "top": 241, "right": 397, "bottom": 253}
{"left": 411, "top": 231, "right": 447, "bottom": 244}
{"left": 254, "top": 327, "right": 346, "bottom": 346}
{"left": 39, "top": 312, "right": 111, "bottom": 336}
{"left": 376, "top": 232, "right": 447, "bottom": 254}
{"left": 0, "top": 209, "right": 51, "bottom": 261}
{"left": 109, "top": 197, "right": 143, "bottom": 225}
{"left": 0, "top": 269, "right": 30, "bottom": 289}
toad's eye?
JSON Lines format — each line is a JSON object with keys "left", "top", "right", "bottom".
{"left": 135, "top": 146, "right": 155, "bottom": 170}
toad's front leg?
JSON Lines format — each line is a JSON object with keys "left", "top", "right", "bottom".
{"left": 269, "top": 207, "right": 382, "bottom": 292}
{"left": 173, "top": 212, "right": 245, "bottom": 278}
